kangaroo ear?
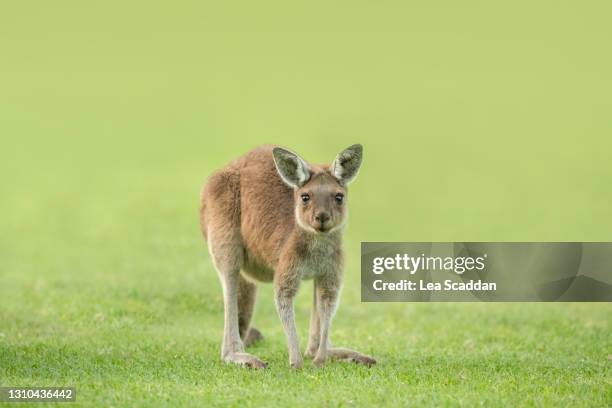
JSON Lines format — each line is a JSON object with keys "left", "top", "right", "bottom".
{"left": 332, "top": 144, "right": 363, "bottom": 185}
{"left": 272, "top": 147, "right": 311, "bottom": 189}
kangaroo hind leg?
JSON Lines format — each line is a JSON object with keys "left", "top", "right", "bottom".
{"left": 238, "top": 274, "right": 263, "bottom": 347}
{"left": 204, "top": 169, "right": 266, "bottom": 369}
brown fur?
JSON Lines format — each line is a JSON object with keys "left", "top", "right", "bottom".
{"left": 200, "top": 145, "right": 375, "bottom": 368}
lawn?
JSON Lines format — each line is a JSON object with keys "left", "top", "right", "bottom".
{"left": 1, "top": 157, "right": 609, "bottom": 406}
{"left": 1, "top": 253, "right": 610, "bottom": 407}
{"left": 1, "top": 1, "right": 611, "bottom": 406}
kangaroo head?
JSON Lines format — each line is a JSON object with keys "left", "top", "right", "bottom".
{"left": 272, "top": 144, "right": 363, "bottom": 234}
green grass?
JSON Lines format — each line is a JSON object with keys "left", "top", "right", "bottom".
{"left": 0, "top": 166, "right": 610, "bottom": 407}
{"left": 1, "top": 1, "right": 612, "bottom": 406}
{"left": 1, "top": 261, "right": 610, "bottom": 406}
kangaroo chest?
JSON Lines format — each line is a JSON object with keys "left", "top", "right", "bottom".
{"left": 241, "top": 232, "right": 342, "bottom": 283}
{"left": 296, "top": 235, "right": 341, "bottom": 280}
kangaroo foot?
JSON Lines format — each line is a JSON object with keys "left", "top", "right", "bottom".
{"left": 223, "top": 352, "right": 268, "bottom": 369}
{"left": 328, "top": 347, "right": 376, "bottom": 367}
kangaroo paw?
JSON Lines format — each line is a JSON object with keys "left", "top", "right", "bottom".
{"left": 223, "top": 352, "right": 268, "bottom": 369}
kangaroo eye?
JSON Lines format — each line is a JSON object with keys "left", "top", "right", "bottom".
{"left": 301, "top": 194, "right": 310, "bottom": 203}
{"left": 335, "top": 193, "right": 344, "bottom": 204}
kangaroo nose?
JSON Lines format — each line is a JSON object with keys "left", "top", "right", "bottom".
{"left": 315, "top": 212, "right": 330, "bottom": 224}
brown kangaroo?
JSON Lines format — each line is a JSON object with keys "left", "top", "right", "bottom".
{"left": 200, "top": 144, "right": 375, "bottom": 369}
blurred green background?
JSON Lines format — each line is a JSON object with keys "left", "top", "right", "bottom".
{"left": 1, "top": 1, "right": 610, "bottom": 406}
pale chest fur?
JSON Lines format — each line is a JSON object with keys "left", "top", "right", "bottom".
{"left": 296, "top": 233, "right": 342, "bottom": 280}
{"left": 241, "top": 231, "right": 343, "bottom": 283}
